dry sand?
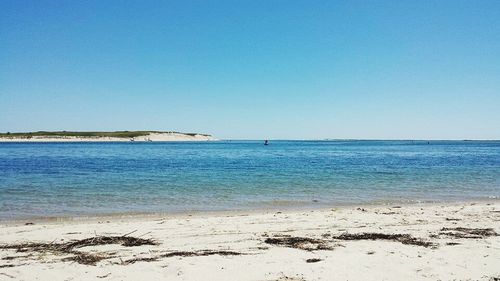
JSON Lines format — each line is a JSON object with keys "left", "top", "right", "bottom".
{"left": 0, "top": 201, "right": 499, "bottom": 281}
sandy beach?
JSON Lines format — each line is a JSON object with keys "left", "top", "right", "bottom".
{"left": 0, "top": 132, "right": 216, "bottom": 142}
{"left": 1, "top": 201, "right": 499, "bottom": 281}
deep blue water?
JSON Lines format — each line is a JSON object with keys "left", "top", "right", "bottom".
{"left": 1, "top": 140, "right": 499, "bottom": 220}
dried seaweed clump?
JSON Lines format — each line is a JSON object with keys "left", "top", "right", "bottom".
{"left": 0, "top": 235, "right": 157, "bottom": 266}
{"left": 264, "top": 236, "right": 334, "bottom": 251}
{"left": 331, "top": 232, "right": 436, "bottom": 248}
{"left": 439, "top": 227, "right": 498, "bottom": 239}
{"left": 62, "top": 252, "right": 111, "bottom": 266}
{"left": 62, "top": 236, "right": 157, "bottom": 250}
{"left": 122, "top": 250, "right": 242, "bottom": 265}
{"left": 161, "top": 250, "right": 242, "bottom": 258}
{"left": 306, "top": 258, "right": 322, "bottom": 263}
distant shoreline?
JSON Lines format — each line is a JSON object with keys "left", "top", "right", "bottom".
{"left": 0, "top": 131, "right": 216, "bottom": 142}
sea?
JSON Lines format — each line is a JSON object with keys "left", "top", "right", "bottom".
{"left": 1, "top": 140, "right": 499, "bottom": 220}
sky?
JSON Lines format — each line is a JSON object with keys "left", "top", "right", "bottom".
{"left": 1, "top": 0, "right": 499, "bottom": 140}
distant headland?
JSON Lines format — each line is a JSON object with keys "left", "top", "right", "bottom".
{"left": 0, "top": 131, "right": 216, "bottom": 142}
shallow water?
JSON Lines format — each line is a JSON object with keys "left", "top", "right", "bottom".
{"left": 1, "top": 140, "right": 499, "bottom": 220}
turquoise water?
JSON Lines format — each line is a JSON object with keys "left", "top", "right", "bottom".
{"left": 0, "top": 140, "right": 499, "bottom": 220}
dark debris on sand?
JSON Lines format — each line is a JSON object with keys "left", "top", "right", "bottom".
{"left": 121, "top": 256, "right": 160, "bottom": 265}
{"left": 264, "top": 236, "right": 334, "bottom": 251}
{"left": 0, "top": 236, "right": 157, "bottom": 253}
{"left": 0, "top": 235, "right": 157, "bottom": 265}
{"left": 161, "top": 250, "right": 242, "bottom": 258}
{"left": 63, "top": 252, "right": 112, "bottom": 266}
{"left": 62, "top": 236, "right": 158, "bottom": 251}
{"left": 121, "top": 250, "right": 242, "bottom": 264}
{"left": 438, "top": 227, "right": 498, "bottom": 239}
{"left": 331, "top": 232, "right": 436, "bottom": 248}
{"left": 0, "top": 234, "right": 245, "bottom": 266}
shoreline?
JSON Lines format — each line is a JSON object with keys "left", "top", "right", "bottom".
{"left": 0, "top": 132, "right": 217, "bottom": 142}
{"left": 3, "top": 197, "right": 499, "bottom": 225}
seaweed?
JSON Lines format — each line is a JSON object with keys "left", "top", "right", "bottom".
{"left": 438, "top": 227, "right": 497, "bottom": 239}
{"left": 264, "top": 236, "right": 334, "bottom": 251}
{"left": 62, "top": 252, "right": 112, "bottom": 266}
{"left": 331, "top": 232, "right": 435, "bottom": 248}
{"left": 122, "top": 257, "right": 159, "bottom": 264}
{"left": 306, "top": 258, "right": 322, "bottom": 263}
{"left": 0, "top": 234, "right": 243, "bottom": 266}
{"left": 0, "top": 235, "right": 157, "bottom": 265}
{"left": 120, "top": 250, "right": 242, "bottom": 264}
{"left": 161, "top": 250, "right": 242, "bottom": 258}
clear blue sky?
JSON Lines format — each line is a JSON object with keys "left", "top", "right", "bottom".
{"left": 1, "top": 0, "right": 499, "bottom": 139}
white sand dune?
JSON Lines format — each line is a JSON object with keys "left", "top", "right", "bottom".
{"left": 0, "top": 201, "right": 499, "bottom": 280}
{"left": 0, "top": 132, "right": 216, "bottom": 142}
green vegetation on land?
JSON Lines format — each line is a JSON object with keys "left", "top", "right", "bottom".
{"left": 0, "top": 131, "right": 210, "bottom": 139}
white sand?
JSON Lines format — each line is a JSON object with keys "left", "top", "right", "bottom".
{"left": 0, "top": 132, "right": 216, "bottom": 142}
{"left": 0, "top": 201, "right": 499, "bottom": 281}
